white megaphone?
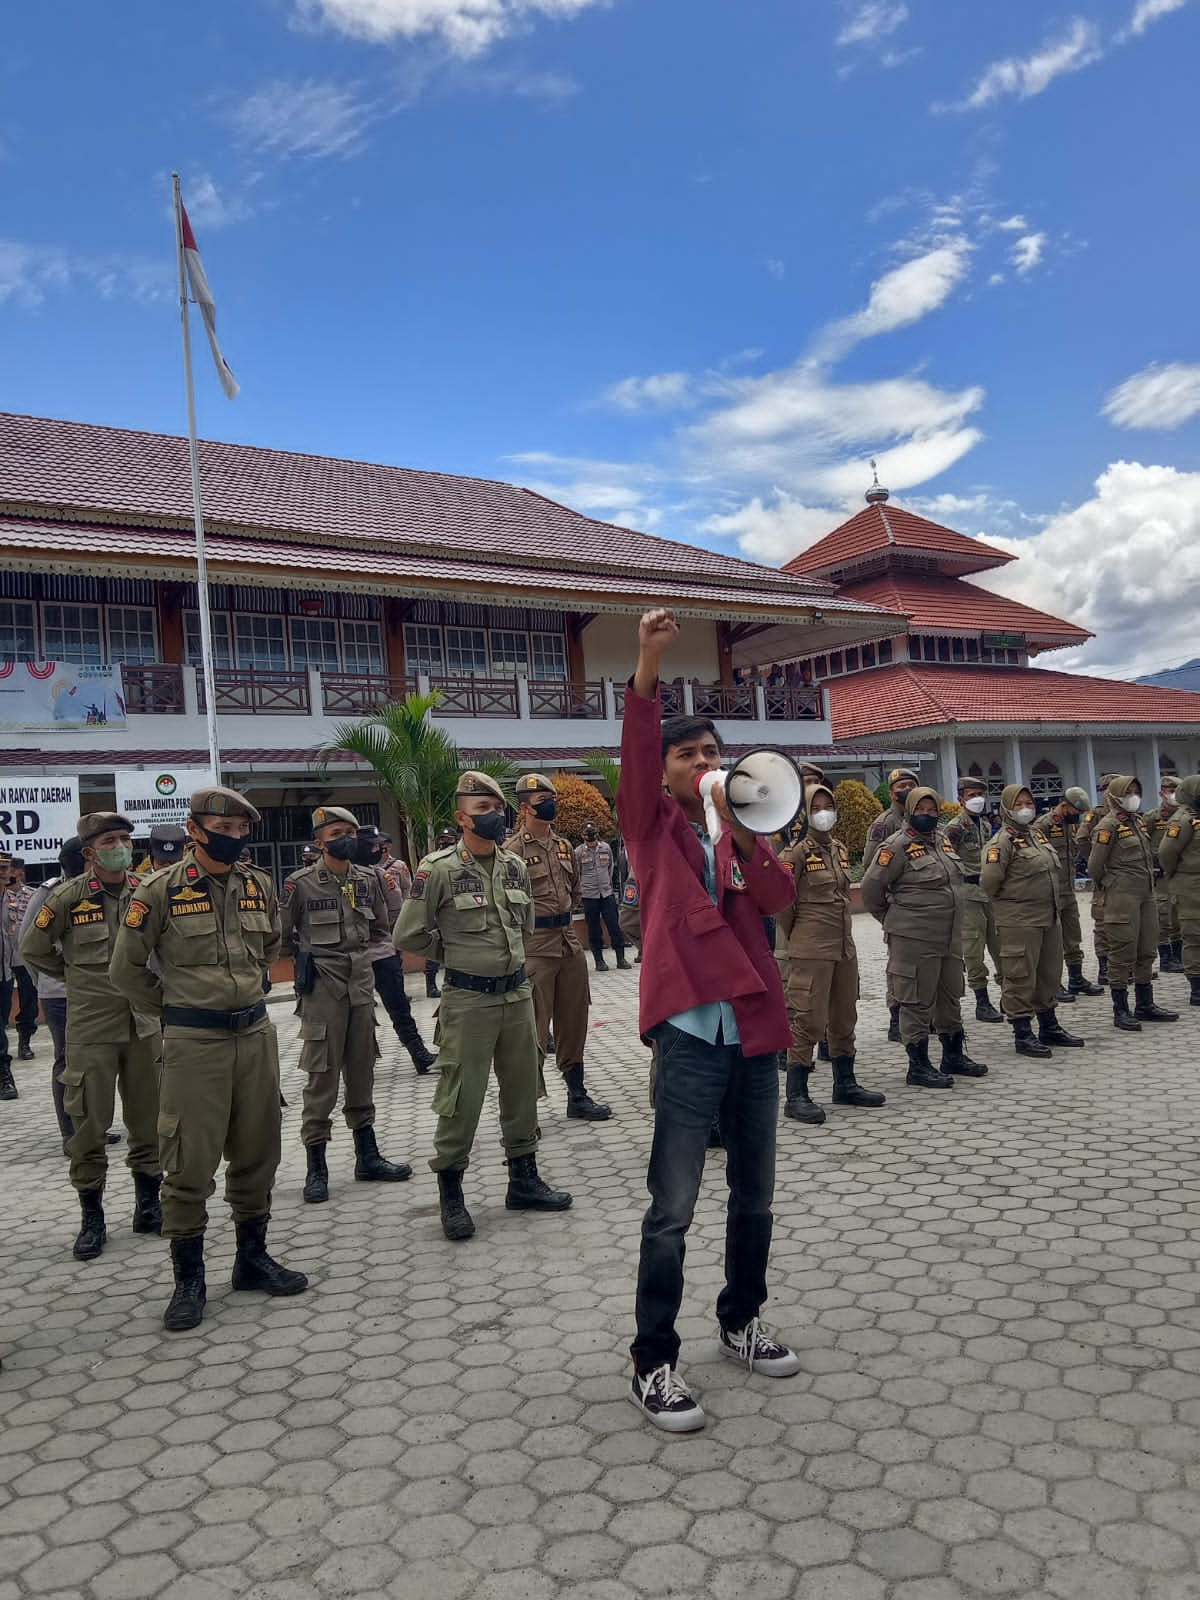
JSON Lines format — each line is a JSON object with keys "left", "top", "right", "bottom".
{"left": 695, "top": 749, "right": 807, "bottom": 843}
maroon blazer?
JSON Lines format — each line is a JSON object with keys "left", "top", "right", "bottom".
{"left": 618, "top": 680, "right": 793, "bottom": 1057}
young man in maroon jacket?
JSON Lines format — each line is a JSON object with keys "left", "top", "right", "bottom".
{"left": 621, "top": 608, "right": 801, "bottom": 1432}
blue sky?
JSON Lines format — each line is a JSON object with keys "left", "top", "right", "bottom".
{"left": 3, "top": 0, "right": 1199, "bottom": 677}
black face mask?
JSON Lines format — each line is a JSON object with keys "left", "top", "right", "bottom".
{"left": 196, "top": 825, "right": 245, "bottom": 866}
{"left": 325, "top": 835, "right": 359, "bottom": 861}
{"left": 355, "top": 838, "right": 383, "bottom": 867}
{"left": 468, "top": 811, "right": 507, "bottom": 843}
{"left": 910, "top": 813, "right": 938, "bottom": 835}
{"left": 532, "top": 798, "right": 558, "bottom": 822}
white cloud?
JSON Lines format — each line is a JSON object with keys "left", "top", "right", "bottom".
{"left": 1103, "top": 362, "right": 1200, "bottom": 430}
{"left": 837, "top": 1, "right": 909, "bottom": 46}
{"left": 949, "top": 18, "right": 1103, "bottom": 110}
{"left": 296, "top": 0, "right": 606, "bottom": 55}
{"left": 604, "top": 372, "right": 693, "bottom": 412}
{"left": 817, "top": 238, "right": 973, "bottom": 358}
{"left": 701, "top": 493, "right": 842, "bottom": 564}
{"left": 230, "top": 80, "right": 378, "bottom": 159}
{"left": 995, "top": 214, "right": 1028, "bottom": 232}
{"left": 0, "top": 240, "right": 169, "bottom": 309}
{"left": 976, "top": 461, "right": 1200, "bottom": 678}
{"left": 179, "top": 174, "right": 256, "bottom": 230}
{"left": 765, "top": 257, "right": 786, "bottom": 281}
{"left": 1011, "top": 232, "right": 1046, "bottom": 275}
{"left": 1126, "top": 0, "right": 1190, "bottom": 36}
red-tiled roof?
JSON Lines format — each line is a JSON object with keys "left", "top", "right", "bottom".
{"left": 784, "top": 501, "right": 1013, "bottom": 581}
{"left": 0, "top": 412, "right": 835, "bottom": 599}
{"left": 837, "top": 573, "right": 1091, "bottom": 649}
{"left": 828, "top": 664, "right": 1200, "bottom": 740}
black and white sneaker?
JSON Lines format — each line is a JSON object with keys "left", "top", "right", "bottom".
{"left": 719, "top": 1319, "right": 802, "bottom": 1376}
{"left": 628, "top": 1363, "right": 706, "bottom": 1432}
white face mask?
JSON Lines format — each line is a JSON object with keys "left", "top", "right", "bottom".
{"left": 964, "top": 795, "right": 987, "bottom": 814}
{"left": 1123, "top": 794, "right": 1142, "bottom": 813}
{"left": 810, "top": 809, "right": 838, "bottom": 832}
{"left": 1012, "top": 806, "right": 1036, "bottom": 825}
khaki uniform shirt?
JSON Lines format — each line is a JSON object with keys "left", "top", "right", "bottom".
{"left": 861, "top": 827, "right": 964, "bottom": 952}
{"left": 507, "top": 827, "right": 581, "bottom": 958}
{"left": 864, "top": 803, "right": 908, "bottom": 868}
{"left": 1031, "top": 811, "right": 1079, "bottom": 890}
{"left": 281, "top": 863, "right": 388, "bottom": 1006}
{"left": 943, "top": 809, "right": 991, "bottom": 884}
{"left": 22, "top": 869, "right": 155, "bottom": 1041}
{"left": 980, "top": 823, "right": 1062, "bottom": 928}
{"left": 394, "top": 843, "right": 534, "bottom": 989}
{"left": 777, "top": 833, "right": 855, "bottom": 960}
{"left": 1088, "top": 812, "right": 1155, "bottom": 897}
{"left": 1160, "top": 807, "right": 1200, "bottom": 885}
{"left": 109, "top": 859, "right": 280, "bottom": 1015}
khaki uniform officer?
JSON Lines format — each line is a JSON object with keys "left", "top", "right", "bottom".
{"left": 1144, "top": 776, "right": 1184, "bottom": 973}
{"left": 395, "top": 771, "right": 572, "bottom": 1241}
{"left": 864, "top": 767, "right": 920, "bottom": 1041}
{"left": 22, "top": 812, "right": 162, "bottom": 1262}
{"left": 1088, "top": 774, "right": 1179, "bottom": 1032}
{"left": 109, "top": 786, "right": 307, "bottom": 1333}
{"left": 943, "top": 776, "right": 1004, "bottom": 1023}
{"left": 1032, "top": 788, "right": 1105, "bottom": 998}
{"left": 509, "top": 773, "right": 610, "bottom": 1121}
{"left": 862, "top": 786, "right": 988, "bottom": 1089}
{"left": 1158, "top": 775, "right": 1200, "bottom": 1007}
{"left": 778, "top": 783, "right": 884, "bottom": 1125}
{"left": 1075, "top": 774, "right": 1117, "bottom": 984}
{"left": 282, "top": 806, "right": 412, "bottom": 1205}
{"left": 981, "top": 784, "right": 1084, "bottom": 1059}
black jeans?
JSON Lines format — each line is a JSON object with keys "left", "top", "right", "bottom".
{"left": 13, "top": 966, "right": 38, "bottom": 1042}
{"left": 582, "top": 895, "right": 625, "bottom": 955}
{"left": 631, "top": 1021, "right": 779, "bottom": 1372}
{"left": 372, "top": 955, "right": 418, "bottom": 1038}
{"left": 0, "top": 977, "right": 11, "bottom": 1065}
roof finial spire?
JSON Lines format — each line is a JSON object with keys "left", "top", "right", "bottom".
{"left": 865, "top": 458, "right": 890, "bottom": 505}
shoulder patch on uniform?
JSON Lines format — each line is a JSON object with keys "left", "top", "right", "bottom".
{"left": 622, "top": 880, "right": 638, "bottom": 906}
{"left": 1097, "top": 828, "right": 1112, "bottom": 844}
{"left": 124, "top": 900, "right": 149, "bottom": 929}
{"left": 34, "top": 903, "right": 55, "bottom": 929}
{"left": 987, "top": 847, "right": 1001, "bottom": 863}
{"left": 409, "top": 871, "right": 428, "bottom": 901}
{"left": 1169, "top": 824, "right": 1182, "bottom": 838}
{"left": 282, "top": 879, "right": 297, "bottom": 905}
{"left": 877, "top": 849, "right": 893, "bottom": 866}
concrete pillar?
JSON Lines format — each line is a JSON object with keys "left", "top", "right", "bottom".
{"left": 602, "top": 677, "right": 617, "bottom": 720}
{"left": 1006, "top": 736, "right": 1024, "bottom": 787}
{"left": 1082, "top": 734, "right": 1097, "bottom": 798}
{"left": 516, "top": 676, "right": 531, "bottom": 721}
{"left": 938, "top": 733, "right": 959, "bottom": 801}
{"left": 1147, "top": 732, "right": 1161, "bottom": 798}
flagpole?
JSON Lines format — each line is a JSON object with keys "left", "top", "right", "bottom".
{"left": 172, "top": 172, "right": 222, "bottom": 783}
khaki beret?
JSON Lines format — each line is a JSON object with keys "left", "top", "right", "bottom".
{"left": 312, "top": 805, "right": 359, "bottom": 831}
{"left": 1065, "top": 787, "right": 1091, "bottom": 812}
{"left": 888, "top": 767, "right": 920, "bottom": 787}
{"left": 457, "top": 771, "right": 507, "bottom": 803}
{"left": 515, "top": 773, "right": 557, "bottom": 798}
{"left": 957, "top": 775, "right": 987, "bottom": 794}
{"left": 1161, "top": 774, "right": 1180, "bottom": 789}
{"left": 77, "top": 811, "right": 135, "bottom": 844}
{"left": 191, "top": 786, "right": 261, "bottom": 823}
{"left": 0, "top": 852, "right": 12, "bottom": 867}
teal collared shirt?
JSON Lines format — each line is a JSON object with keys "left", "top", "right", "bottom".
{"left": 666, "top": 826, "right": 740, "bottom": 1047}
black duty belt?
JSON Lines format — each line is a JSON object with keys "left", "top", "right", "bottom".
{"left": 162, "top": 1001, "right": 268, "bottom": 1031}
{"left": 963, "top": 874, "right": 981, "bottom": 885}
{"left": 445, "top": 967, "right": 527, "bottom": 994}
{"left": 534, "top": 912, "right": 572, "bottom": 929}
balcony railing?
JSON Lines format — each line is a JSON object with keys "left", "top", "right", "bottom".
{"left": 123, "top": 663, "right": 186, "bottom": 716}
{"left": 321, "top": 673, "right": 415, "bottom": 716}
{"left": 529, "top": 680, "right": 606, "bottom": 720}
{"left": 430, "top": 676, "right": 521, "bottom": 718}
{"left": 692, "top": 682, "right": 757, "bottom": 719}
{"left": 764, "top": 684, "right": 821, "bottom": 721}
{"left": 196, "top": 668, "right": 311, "bottom": 715}
{"left": 612, "top": 679, "right": 684, "bottom": 719}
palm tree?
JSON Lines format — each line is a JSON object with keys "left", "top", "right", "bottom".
{"left": 586, "top": 749, "right": 621, "bottom": 814}
{"left": 324, "top": 691, "right": 514, "bottom": 864}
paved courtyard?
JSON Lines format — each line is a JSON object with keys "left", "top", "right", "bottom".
{"left": 3, "top": 913, "right": 1200, "bottom": 1599}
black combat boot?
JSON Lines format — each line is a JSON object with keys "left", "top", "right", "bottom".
{"left": 1111, "top": 986, "right": 1141, "bottom": 1032}
{"left": 1056, "top": 984, "right": 1077, "bottom": 1004}
{"left": 17, "top": 1036, "right": 34, "bottom": 1062}
{"left": 1134, "top": 981, "right": 1179, "bottom": 1023}
{"left": 831, "top": 1055, "right": 886, "bottom": 1108}
{"left": 131, "top": 1172, "right": 163, "bottom": 1234}
{"left": 1172, "top": 938, "right": 1185, "bottom": 970}
{"left": 437, "top": 1169, "right": 475, "bottom": 1240}
{"left": 1159, "top": 942, "right": 1184, "bottom": 975}
{"left": 1012, "top": 1016, "right": 1052, "bottom": 1058}
{"left": 546, "top": 1032, "right": 556, "bottom": 1056}
{"left": 1038, "top": 1009, "right": 1086, "bottom": 1048}
{"left": 73, "top": 1189, "right": 106, "bottom": 1260}
{"left": 505, "top": 1154, "right": 573, "bottom": 1211}
{"left": 905, "top": 1037, "right": 952, "bottom": 1089}
{"left": 397, "top": 1019, "right": 437, "bottom": 1075}
{"left": 887, "top": 1006, "right": 902, "bottom": 1043}
{"left": 1068, "top": 962, "right": 1104, "bottom": 997}
{"left": 231, "top": 1216, "right": 308, "bottom": 1296}
{"left": 817, "top": 1039, "right": 831, "bottom": 1061}
{"left": 563, "top": 1062, "right": 612, "bottom": 1120}
{"left": 615, "top": 950, "right": 632, "bottom": 970}
{"left": 1190, "top": 975, "right": 1200, "bottom": 1007}
{"left": 707, "top": 1121, "right": 724, "bottom": 1149}
{"left": 303, "top": 1142, "right": 329, "bottom": 1203}
{"left": 353, "top": 1125, "right": 413, "bottom": 1182}
{"left": 592, "top": 948, "right": 610, "bottom": 972}
{"left": 1098, "top": 955, "right": 1109, "bottom": 986}
{"left": 163, "top": 1237, "right": 206, "bottom": 1332}
{"left": 784, "top": 1063, "right": 826, "bottom": 1124}
{"left": 0, "top": 1059, "right": 16, "bottom": 1101}
{"left": 974, "top": 987, "right": 1003, "bottom": 1022}
{"left": 940, "top": 1031, "right": 988, "bottom": 1077}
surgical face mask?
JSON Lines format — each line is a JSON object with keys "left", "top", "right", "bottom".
{"left": 532, "top": 798, "right": 558, "bottom": 822}
{"left": 911, "top": 813, "right": 938, "bottom": 835}
{"left": 195, "top": 825, "right": 245, "bottom": 866}
{"left": 1123, "top": 794, "right": 1143, "bottom": 813}
{"left": 95, "top": 844, "right": 133, "bottom": 873}
{"left": 810, "top": 809, "right": 838, "bottom": 832}
{"left": 324, "top": 834, "right": 358, "bottom": 861}
{"left": 964, "top": 795, "right": 987, "bottom": 815}
{"left": 1012, "top": 806, "right": 1036, "bottom": 826}
{"left": 468, "top": 810, "right": 507, "bottom": 843}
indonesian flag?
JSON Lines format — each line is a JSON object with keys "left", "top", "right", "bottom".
{"left": 181, "top": 202, "right": 239, "bottom": 400}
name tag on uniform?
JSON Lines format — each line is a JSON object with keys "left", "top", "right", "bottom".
{"left": 70, "top": 898, "right": 106, "bottom": 926}
{"left": 804, "top": 855, "right": 826, "bottom": 873}
{"left": 169, "top": 886, "right": 213, "bottom": 917}
{"left": 905, "top": 843, "right": 926, "bottom": 859}
{"left": 308, "top": 897, "right": 340, "bottom": 912}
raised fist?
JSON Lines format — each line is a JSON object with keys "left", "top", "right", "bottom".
{"left": 638, "top": 608, "right": 680, "bottom": 653}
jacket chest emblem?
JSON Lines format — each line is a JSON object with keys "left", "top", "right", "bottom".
{"left": 70, "top": 898, "right": 105, "bottom": 927}
{"left": 905, "top": 843, "right": 927, "bottom": 859}
{"left": 730, "top": 860, "right": 746, "bottom": 890}
{"left": 804, "top": 854, "right": 826, "bottom": 873}
{"left": 169, "top": 885, "right": 213, "bottom": 917}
